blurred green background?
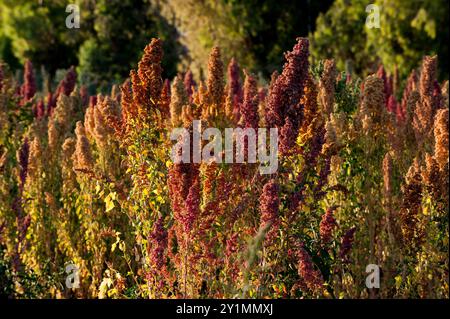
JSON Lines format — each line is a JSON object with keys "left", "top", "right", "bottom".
{"left": 1, "top": 0, "right": 448, "bottom": 92}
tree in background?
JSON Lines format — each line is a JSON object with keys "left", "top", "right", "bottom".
{"left": 0, "top": 0, "right": 82, "bottom": 74}
{"left": 0, "top": 0, "right": 183, "bottom": 91}
{"left": 161, "top": 0, "right": 333, "bottom": 79}
{"left": 77, "top": 0, "right": 184, "bottom": 91}
{"left": 2, "top": 0, "right": 448, "bottom": 88}
{"left": 366, "top": 0, "right": 448, "bottom": 81}
{"left": 0, "top": 17, "right": 20, "bottom": 71}
{"left": 311, "top": 0, "right": 449, "bottom": 81}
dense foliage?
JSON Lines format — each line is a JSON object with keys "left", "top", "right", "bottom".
{"left": 0, "top": 0, "right": 182, "bottom": 89}
{"left": 1, "top": 1, "right": 448, "bottom": 87}
{"left": 1, "top": 0, "right": 333, "bottom": 84}
{"left": 311, "top": 0, "right": 449, "bottom": 81}
{"left": 0, "top": 36, "right": 448, "bottom": 298}
{"left": 160, "top": 0, "right": 333, "bottom": 78}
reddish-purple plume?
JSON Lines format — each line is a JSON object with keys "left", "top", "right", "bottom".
{"left": 296, "top": 242, "right": 324, "bottom": 292}
{"left": 340, "top": 227, "right": 356, "bottom": 262}
{"left": 240, "top": 70, "right": 259, "bottom": 128}
{"left": 48, "top": 66, "right": 78, "bottom": 112}
{"left": 387, "top": 94, "right": 397, "bottom": 114}
{"left": 21, "top": 60, "right": 37, "bottom": 104}
{"left": 319, "top": 207, "right": 338, "bottom": 245}
{"left": 260, "top": 179, "right": 280, "bottom": 244}
{"left": 227, "top": 58, "right": 243, "bottom": 119}
{"left": 89, "top": 95, "right": 98, "bottom": 108}
{"left": 265, "top": 37, "right": 309, "bottom": 152}
{"left": 36, "top": 99, "right": 46, "bottom": 119}
{"left": 183, "top": 178, "right": 201, "bottom": 233}
{"left": 149, "top": 216, "right": 168, "bottom": 269}
{"left": 60, "top": 66, "right": 77, "bottom": 96}
{"left": 18, "top": 137, "right": 30, "bottom": 191}
{"left": 376, "top": 65, "right": 393, "bottom": 107}
{"left": 184, "top": 70, "right": 196, "bottom": 101}
{"left": 399, "top": 70, "right": 418, "bottom": 120}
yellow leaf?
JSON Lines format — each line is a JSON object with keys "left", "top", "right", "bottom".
{"left": 156, "top": 195, "right": 164, "bottom": 203}
{"left": 395, "top": 275, "right": 402, "bottom": 289}
{"left": 108, "top": 289, "right": 118, "bottom": 297}
{"left": 105, "top": 199, "right": 115, "bottom": 212}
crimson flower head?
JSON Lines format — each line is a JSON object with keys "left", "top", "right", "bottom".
{"left": 58, "top": 66, "right": 77, "bottom": 97}
{"left": 36, "top": 100, "right": 45, "bottom": 119}
{"left": 265, "top": 37, "right": 309, "bottom": 152}
{"left": 387, "top": 95, "right": 397, "bottom": 114}
{"left": 305, "top": 124, "right": 325, "bottom": 166}
{"left": 225, "top": 233, "right": 239, "bottom": 258}
{"left": 376, "top": 64, "right": 393, "bottom": 106}
{"left": 207, "top": 46, "right": 225, "bottom": 106}
{"left": 18, "top": 137, "right": 30, "bottom": 190}
{"left": 260, "top": 179, "right": 280, "bottom": 244}
{"left": 89, "top": 95, "right": 98, "bottom": 108}
{"left": 184, "top": 70, "right": 196, "bottom": 100}
{"left": 18, "top": 214, "right": 31, "bottom": 243}
{"left": 21, "top": 60, "right": 36, "bottom": 103}
{"left": 46, "top": 92, "right": 56, "bottom": 114}
{"left": 240, "top": 70, "right": 259, "bottom": 128}
{"left": 48, "top": 67, "right": 78, "bottom": 111}
{"left": 160, "top": 78, "right": 171, "bottom": 116}
{"left": 183, "top": 178, "right": 200, "bottom": 233}
{"left": 400, "top": 70, "right": 418, "bottom": 118}
{"left": 296, "top": 242, "right": 324, "bottom": 293}
{"left": 340, "top": 227, "right": 357, "bottom": 262}
{"left": 149, "top": 216, "right": 168, "bottom": 269}
{"left": 319, "top": 207, "right": 338, "bottom": 245}
{"left": 432, "top": 80, "right": 442, "bottom": 111}
{"left": 279, "top": 117, "right": 295, "bottom": 155}
{"left": 227, "top": 58, "right": 243, "bottom": 117}
{"left": 138, "top": 38, "right": 164, "bottom": 102}
{"left": 419, "top": 55, "right": 437, "bottom": 101}
{"left": 395, "top": 100, "right": 405, "bottom": 121}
